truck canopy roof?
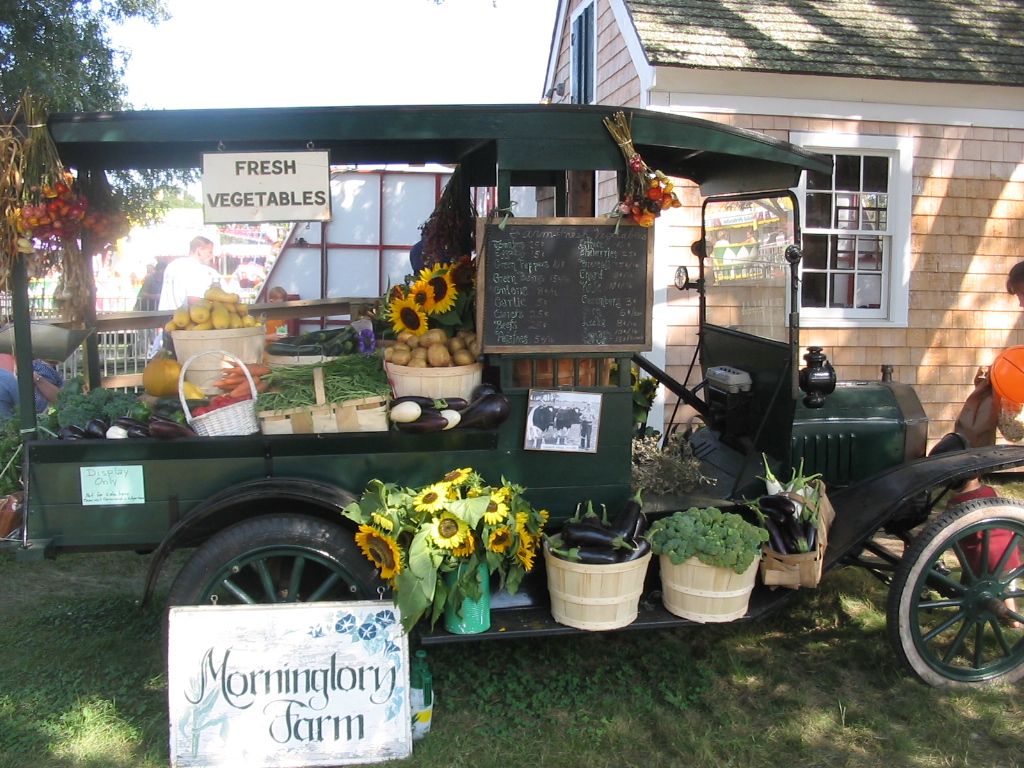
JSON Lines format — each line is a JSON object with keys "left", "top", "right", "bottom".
{"left": 47, "top": 104, "right": 830, "bottom": 196}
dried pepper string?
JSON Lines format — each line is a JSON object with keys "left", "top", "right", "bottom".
{"left": 603, "top": 110, "right": 682, "bottom": 227}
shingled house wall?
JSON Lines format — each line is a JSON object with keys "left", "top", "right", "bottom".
{"left": 547, "top": 0, "right": 1024, "bottom": 445}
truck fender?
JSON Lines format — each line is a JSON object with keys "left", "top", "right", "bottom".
{"left": 826, "top": 444, "right": 1024, "bottom": 572}
{"left": 140, "top": 477, "right": 359, "bottom": 608}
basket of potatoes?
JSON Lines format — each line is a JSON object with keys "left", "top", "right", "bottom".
{"left": 383, "top": 328, "right": 483, "bottom": 401}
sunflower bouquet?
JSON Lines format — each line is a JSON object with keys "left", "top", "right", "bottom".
{"left": 386, "top": 257, "right": 476, "bottom": 338}
{"left": 343, "top": 467, "right": 548, "bottom": 633}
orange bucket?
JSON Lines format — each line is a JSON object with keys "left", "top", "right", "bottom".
{"left": 990, "top": 346, "right": 1024, "bottom": 403}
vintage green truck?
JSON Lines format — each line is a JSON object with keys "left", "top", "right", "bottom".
{"left": 5, "top": 104, "right": 1024, "bottom": 688}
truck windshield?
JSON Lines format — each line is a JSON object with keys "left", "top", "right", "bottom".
{"left": 703, "top": 194, "right": 796, "bottom": 344}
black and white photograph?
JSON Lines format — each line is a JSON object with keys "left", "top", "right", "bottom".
{"left": 524, "top": 389, "right": 602, "bottom": 453}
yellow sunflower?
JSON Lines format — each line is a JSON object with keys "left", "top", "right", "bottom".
{"left": 389, "top": 295, "right": 428, "bottom": 335}
{"left": 427, "top": 512, "right": 470, "bottom": 550}
{"left": 442, "top": 467, "right": 473, "bottom": 487}
{"left": 425, "top": 269, "right": 457, "bottom": 314}
{"left": 415, "top": 483, "right": 450, "bottom": 513}
{"left": 408, "top": 280, "right": 436, "bottom": 313}
{"left": 450, "top": 533, "right": 477, "bottom": 558}
{"left": 487, "top": 526, "right": 513, "bottom": 554}
{"left": 371, "top": 511, "right": 395, "bottom": 532}
{"left": 354, "top": 524, "right": 402, "bottom": 580}
{"left": 483, "top": 496, "right": 509, "bottom": 525}
{"left": 516, "top": 535, "right": 537, "bottom": 570}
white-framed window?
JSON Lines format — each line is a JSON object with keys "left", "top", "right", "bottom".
{"left": 791, "top": 132, "right": 912, "bottom": 327}
{"left": 570, "top": 1, "right": 596, "bottom": 105}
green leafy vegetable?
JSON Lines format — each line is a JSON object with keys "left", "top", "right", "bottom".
{"left": 646, "top": 506, "right": 768, "bottom": 573}
{"left": 53, "top": 378, "right": 138, "bottom": 429}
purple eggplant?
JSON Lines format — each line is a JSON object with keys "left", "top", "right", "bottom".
{"left": 561, "top": 521, "right": 634, "bottom": 550}
{"left": 763, "top": 517, "right": 789, "bottom": 554}
{"left": 394, "top": 408, "right": 450, "bottom": 433}
{"left": 454, "top": 393, "right": 510, "bottom": 429}
{"left": 610, "top": 490, "right": 645, "bottom": 538}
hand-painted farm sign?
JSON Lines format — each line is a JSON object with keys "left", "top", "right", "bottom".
{"left": 202, "top": 150, "right": 331, "bottom": 223}
{"left": 168, "top": 601, "right": 410, "bottom": 768}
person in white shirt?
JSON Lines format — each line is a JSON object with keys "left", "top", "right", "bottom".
{"left": 158, "top": 236, "right": 220, "bottom": 311}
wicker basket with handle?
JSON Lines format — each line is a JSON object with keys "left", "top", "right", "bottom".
{"left": 178, "top": 350, "right": 259, "bottom": 436}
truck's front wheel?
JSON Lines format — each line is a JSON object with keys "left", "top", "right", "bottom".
{"left": 167, "top": 514, "right": 384, "bottom": 606}
{"left": 887, "top": 497, "right": 1024, "bottom": 686}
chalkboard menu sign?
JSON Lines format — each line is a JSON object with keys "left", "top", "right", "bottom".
{"left": 476, "top": 218, "right": 653, "bottom": 352}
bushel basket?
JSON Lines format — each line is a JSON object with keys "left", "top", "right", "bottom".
{"left": 179, "top": 350, "right": 260, "bottom": 436}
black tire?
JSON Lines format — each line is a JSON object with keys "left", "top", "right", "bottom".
{"left": 887, "top": 497, "right": 1024, "bottom": 687}
{"left": 167, "top": 514, "right": 385, "bottom": 606}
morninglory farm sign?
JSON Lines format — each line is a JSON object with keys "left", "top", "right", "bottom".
{"left": 167, "top": 601, "right": 411, "bottom": 767}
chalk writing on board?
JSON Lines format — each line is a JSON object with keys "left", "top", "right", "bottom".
{"left": 478, "top": 219, "right": 652, "bottom": 352}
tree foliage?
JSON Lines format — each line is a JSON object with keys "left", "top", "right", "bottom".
{"left": 0, "top": 2, "right": 195, "bottom": 225}
{"left": 0, "top": 0, "right": 168, "bottom": 114}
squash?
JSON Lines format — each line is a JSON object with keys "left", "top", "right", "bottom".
{"left": 143, "top": 356, "right": 183, "bottom": 397}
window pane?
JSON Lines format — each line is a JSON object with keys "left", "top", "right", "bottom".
{"left": 802, "top": 234, "right": 828, "bottom": 269}
{"left": 855, "top": 274, "right": 882, "bottom": 308}
{"left": 806, "top": 166, "right": 833, "bottom": 191}
{"left": 803, "top": 272, "right": 827, "bottom": 307}
{"left": 830, "top": 273, "right": 855, "bottom": 308}
{"left": 835, "top": 155, "right": 860, "bottom": 191}
{"left": 806, "top": 193, "right": 832, "bottom": 228}
{"left": 833, "top": 236, "right": 856, "bottom": 269}
{"left": 835, "top": 193, "right": 859, "bottom": 229}
{"left": 863, "top": 156, "right": 889, "bottom": 193}
{"left": 857, "top": 237, "right": 883, "bottom": 270}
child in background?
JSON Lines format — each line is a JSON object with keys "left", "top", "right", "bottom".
{"left": 264, "top": 286, "right": 289, "bottom": 339}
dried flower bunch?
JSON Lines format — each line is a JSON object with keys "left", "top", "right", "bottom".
{"left": 419, "top": 165, "right": 476, "bottom": 269}
{"left": 603, "top": 110, "right": 682, "bottom": 227}
{"left": 632, "top": 432, "right": 713, "bottom": 496}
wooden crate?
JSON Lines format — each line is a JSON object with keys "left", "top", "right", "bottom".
{"left": 258, "top": 367, "right": 388, "bottom": 435}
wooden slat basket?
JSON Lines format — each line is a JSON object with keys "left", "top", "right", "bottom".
{"left": 759, "top": 479, "right": 836, "bottom": 590}
{"left": 543, "top": 539, "right": 652, "bottom": 631}
{"left": 258, "top": 367, "right": 388, "bottom": 435}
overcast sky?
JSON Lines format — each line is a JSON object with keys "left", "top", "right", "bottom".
{"left": 109, "top": 0, "right": 560, "bottom": 110}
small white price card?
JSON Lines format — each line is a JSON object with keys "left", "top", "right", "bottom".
{"left": 79, "top": 465, "right": 145, "bottom": 505}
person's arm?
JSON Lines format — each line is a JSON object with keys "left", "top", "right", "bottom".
{"left": 32, "top": 371, "right": 61, "bottom": 405}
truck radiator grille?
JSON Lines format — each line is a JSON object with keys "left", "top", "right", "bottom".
{"left": 791, "top": 432, "right": 857, "bottom": 487}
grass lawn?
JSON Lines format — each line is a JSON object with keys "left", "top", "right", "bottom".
{"left": 2, "top": 480, "right": 1024, "bottom": 767}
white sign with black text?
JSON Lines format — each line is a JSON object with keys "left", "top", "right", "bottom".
{"left": 168, "top": 601, "right": 410, "bottom": 768}
{"left": 202, "top": 150, "right": 331, "bottom": 223}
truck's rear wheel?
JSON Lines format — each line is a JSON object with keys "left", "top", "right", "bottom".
{"left": 887, "top": 497, "right": 1024, "bottom": 686}
{"left": 167, "top": 514, "right": 384, "bottom": 606}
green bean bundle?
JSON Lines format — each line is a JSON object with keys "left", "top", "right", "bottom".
{"left": 256, "top": 353, "right": 391, "bottom": 412}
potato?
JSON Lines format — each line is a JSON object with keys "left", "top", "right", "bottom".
{"left": 383, "top": 346, "right": 394, "bottom": 361}
{"left": 396, "top": 330, "right": 415, "bottom": 345}
{"left": 404, "top": 333, "right": 420, "bottom": 349}
{"left": 452, "top": 349, "right": 476, "bottom": 366}
{"left": 468, "top": 339, "right": 481, "bottom": 357}
{"left": 407, "top": 357, "right": 429, "bottom": 368}
{"left": 448, "top": 336, "right": 465, "bottom": 353}
{"left": 420, "top": 328, "right": 448, "bottom": 347}
{"left": 426, "top": 342, "right": 451, "bottom": 367}
{"left": 390, "top": 347, "right": 412, "bottom": 366}
{"left": 410, "top": 346, "right": 428, "bottom": 361}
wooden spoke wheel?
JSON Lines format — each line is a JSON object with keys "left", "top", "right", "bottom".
{"left": 168, "top": 514, "right": 384, "bottom": 606}
{"left": 887, "top": 497, "right": 1024, "bottom": 687}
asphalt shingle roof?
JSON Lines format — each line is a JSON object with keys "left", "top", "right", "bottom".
{"left": 625, "top": 0, "right": 1024, "bottom": 86}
